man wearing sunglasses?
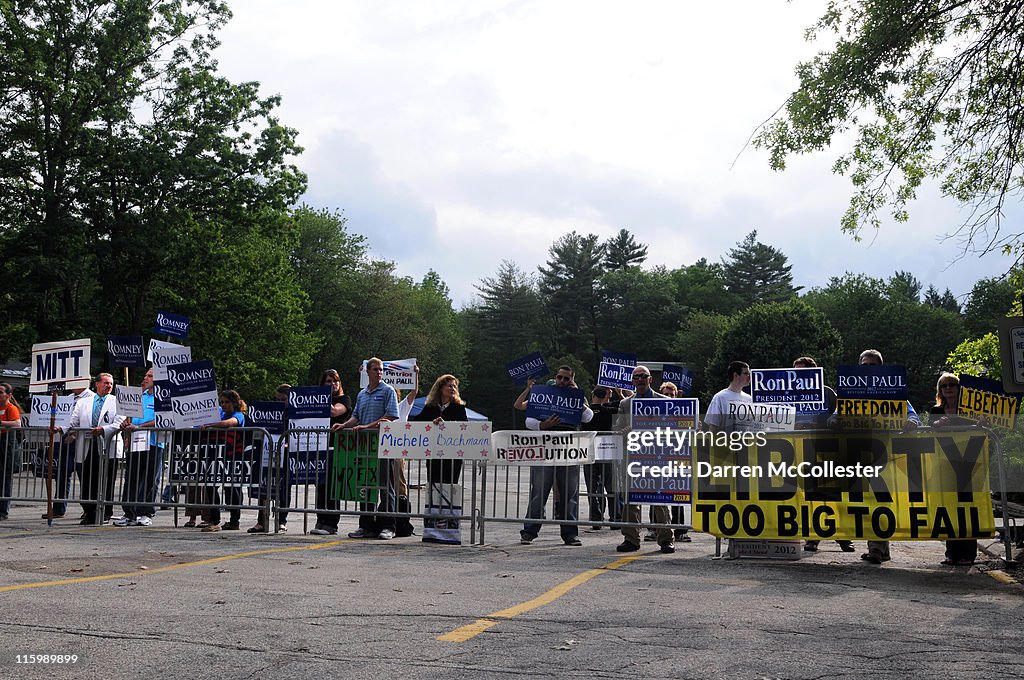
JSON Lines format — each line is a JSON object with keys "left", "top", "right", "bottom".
{"left": 519, "top": 365, "right": 593, "bottom": 547}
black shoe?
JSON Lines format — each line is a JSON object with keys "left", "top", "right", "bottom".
{"left": 564, "top": 537, "right": 582, "bottom": 546}
{"left": 838, "top": 540, "right": 855, "bottom": 552}
{"left": 616, "top": 540, "right": 640, "bottom": 552}
{"left": 660, "top": 543, "right": 675, "bottom": 554}
{"left": 804, "top": 541, "right": 819, "bottom": 552}
{"left": 79, "top": 517, "right": 96, "bottom": 525}
{"left": 41, "top": 512, "right": 66, "bottom": 519}
{"left": 222, "top": 522, "right": 240, "bottom": 531}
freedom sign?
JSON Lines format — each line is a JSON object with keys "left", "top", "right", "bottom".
{"left": 524, "top": 384, "right": 587, "bottom": 427}
{"left": 155, "top": 310, "right": 191, "bottom": 339}
{"left": 505, "top": 352, "right": 549, "bottom": 385}
{"left": 106, "top": 335, "right": 145, "bottom": 368}
{"left": 377, "top": 420, "right": 492, "bottom": 460}
{"left": 30, "top": 338, "right": 91, "bottom": 393}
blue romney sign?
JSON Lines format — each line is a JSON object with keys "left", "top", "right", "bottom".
{"left": 106, "top": 335, "right": 146, "bottom": 368}
{"left": 750, "top": 367, "right": 824, "bottom": 404}
{"left": 836, "top": 365, "right": 908, "bottom": 400}
{"left": 155, "top": 310, "right": 191, "bottom": 339}
{"left": 288, "top": 386, "right": 332, "bottom": 420}
{"left": 524, "top": 384, "right": 586, "bottom": 427}
{"left": 247, "top": 401, "right": 286, "bottom": 436}
{"left": 505, "top": 352, "right": 549, "bottom": 385}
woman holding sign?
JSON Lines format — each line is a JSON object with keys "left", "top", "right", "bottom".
{"left": 198, "top": 390, "right": 248, "bottom": 532}
{"left": 412, "top": 374, "right": 468, "bottom": 544}
{"left": 930, "top": 372, "right": 982, "bottom": 566}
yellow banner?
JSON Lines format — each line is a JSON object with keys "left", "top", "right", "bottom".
{"left": 834, "top": 398, "right": 907, "bottom": 430}
{"left": 691, "top": 430, "right": 993, "bottom": 540}
{"left": 958, "top": 386, "right": 1018, "bottom": 429}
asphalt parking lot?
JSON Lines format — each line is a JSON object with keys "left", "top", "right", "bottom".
{"left": 0, "top": 502, "right": 1022, "bottom": 680}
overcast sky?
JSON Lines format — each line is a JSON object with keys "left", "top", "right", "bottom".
{"left": 214, "top": 0, "right": 1015, "bottom": 307}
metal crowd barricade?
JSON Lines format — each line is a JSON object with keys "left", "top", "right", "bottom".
{"left": 475, "top": 430, "right": 693, "bottom": 545}
{"left": 272, "top": 428, "right": 480, "bottom": 543}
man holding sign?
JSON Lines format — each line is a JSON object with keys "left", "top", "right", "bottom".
{"left": 518, "top": 365, "right": 593, "bottom": 546}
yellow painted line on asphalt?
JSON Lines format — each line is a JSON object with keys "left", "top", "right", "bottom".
{"left": 437, "top": 554, "right": 645, "bottom": 642}
{"left": 986, "top": 569, "right": 1019, "bottom": 586}
{"left": 0, "top": 540, "right": 350, "bottom": 593}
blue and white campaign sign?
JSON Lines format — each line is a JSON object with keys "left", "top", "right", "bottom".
{"left": 248, "top": 401, "right": 286, "bottom": 466}
{"left": 661, "top": 364, "right": 695, "bottom": 396}
{"left": 524, "top": 384, "right": 587, "bottom": 427}
{"left": 166, "top": 359, "right": 220, "bottom": 428}
{"left": 836, "top": 365, "right": 909, "bottom": 400}
{"left": 358, "top": 357, "right": 417, "bottom": 390}
{"left": 597, "top": 361, "right": 635, "bottom": 390}
{"left": 115, "top": 385, "right": 145, "bottom": 419}
{"left": 155, "top": 310, "right": 191, "bottom": 340}
{"left": 149, "top": 340, "right": 192, "bottom": 380}
{"left": 628, "top": 398, "right": 699, "bottom": 504}
{"left": 750, "top": 367, "right": 824, "bottom": 405}
{"left": 602, "top": 350, "right": 637, "bottom": 367}
{"left": 153, "top": 380, "right": 174, "bottom": 429}
{"left": 29, "top": 338, "right": 91, "bottom": 393}
{"left": 378, "top": 420, "right": 492, "bottom": 460}
{"left": 288, "top": 385, "right": 332, "bottom": 452}
{"left": 505, "top": 352, "right": 549, "bottom": 385}
{"left": 106, "top": 335, "right": 145, "bottom": 368}
{"left": 29, "top": 394, "right": 75, "bottom": 428}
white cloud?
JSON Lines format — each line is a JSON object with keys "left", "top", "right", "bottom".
{"left": 215, "top": 0, "right": 1014, "bottom": 307}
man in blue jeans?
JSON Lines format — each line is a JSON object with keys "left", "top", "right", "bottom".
{"left": 335, "top": 357, "right": 399, "bottom": 540}
{"left": 519, "top": 365, "right": 594, "bottom": 547}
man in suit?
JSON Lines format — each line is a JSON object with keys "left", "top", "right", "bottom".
{"left": 63, "top": 373, "right": 125, "bottom": 524}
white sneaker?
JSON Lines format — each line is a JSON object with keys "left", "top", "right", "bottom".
{"left": 135, "top": 516, "right": 152, "bottom": 527}
{"left": 378, "top": 528, "right": 395, "bottom": 540}
{"left": 112, "top": 516, "right": 133, "bottom": 527}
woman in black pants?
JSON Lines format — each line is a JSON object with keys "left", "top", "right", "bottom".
{"left": 412, "top": 374, "right": 468, "bottom": 543}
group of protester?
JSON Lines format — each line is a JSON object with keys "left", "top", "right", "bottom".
{"left": 507, "top": 348, "right": 987, "bottom": 567}
{"left": 0, "top": 349, "right": 992, "bottom": 567}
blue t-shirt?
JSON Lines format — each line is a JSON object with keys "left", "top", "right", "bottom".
{"left": 352, "top": 383, "right": 399, "bottom": 425}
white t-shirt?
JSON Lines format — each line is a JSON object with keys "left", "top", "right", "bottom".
{"left": 704, "top": 387, "right": 752, "bottom": 431}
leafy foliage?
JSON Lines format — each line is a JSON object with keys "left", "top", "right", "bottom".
{"left": 722, "top": 230, "right": 801, "bottom": 306}
{"left": 756, "top": 0, "right": 1024, "bottom": 257}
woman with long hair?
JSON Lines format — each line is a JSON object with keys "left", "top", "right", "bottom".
{"left": 310, "top": 369, "right": 351, "bottom": 536}
{"left": 198, "top": 390, "right": 248, "bottom": 532}
{"left": 929, "top": 372, "right": 982, "bottom": 566}
{"left": 412, "top": 374, "right": 468, "bottom": 544}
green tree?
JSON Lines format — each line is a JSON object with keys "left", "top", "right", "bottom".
{"left": 603, "top": 228, "right": 648, "bottom": 271}
{"left": 755, "top": 0, "right": 1024, "bottom": 254}
{"left": 537, "top": 232, "right": 605, "bottom": 363}
{"left": 923, "top": 284, "right": 961, "bottom": 315}
{"left": 671, "top": 258, "right": 741, "bottom": 317}
{"left": 721, "top": 230, "right": 801, "bottom": 306}
{"left": 461, "top": 261, "right": 543, "bottom": 428}
{"left": 670, "top": 311, "right": 731, "bottom": 400}
{"left": 964, "top": 275, "right": 1016, "bottom": 336}
{"left": 597, "top": 266, "right": 681, "bottom": 362}
{"left": 0, "top": 1, "right": 307, "bottom": 380}
{"left": 947, "top": 333, "right": 1001, "bottom": 378}
{"left": 705, "top": 300, "right": 842, "bottom": 404}
{"left": 886, "top": 271, "right": 923, "bottom": 303}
